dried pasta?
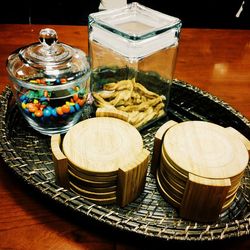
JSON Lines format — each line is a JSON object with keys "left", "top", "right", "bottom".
{"left": 93, "top": 79, "right": 166, "bottom": 128}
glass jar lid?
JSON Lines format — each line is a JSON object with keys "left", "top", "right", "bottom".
{"left": 7, "top": 28, "right": 90, "bottom": 85}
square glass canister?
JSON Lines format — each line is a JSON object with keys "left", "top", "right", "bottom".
{"left": 88, "top": 2, "right": 182, "bottom": 129}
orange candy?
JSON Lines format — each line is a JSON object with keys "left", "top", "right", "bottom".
{"left": 77, "top": 98, "right": 86, "bottom": 107}
{"left": 34, "top": 110, "right": 43, "bottom": 117}
{"left": 40, "top": 79, "right": 46, "bottom": 84}
{"left": 60, "top": 78, "right": 67, "bottom": 84}
{"left": 26, "top": 103, "right": 33, "bottom": 109}
{"left": 73, "top": 93, "right": 78, "bottom": 102}
{"left": 26, "top": 103, "right": 37, "bottom": 113}
{"left": 56, "top": 107, "right": 64, "bottom": 115}
{"left": 62, "top": 104, "right": 70, "bottom": 113}
{"left": 36, "top": 79, "right": 41, "bottom": 84}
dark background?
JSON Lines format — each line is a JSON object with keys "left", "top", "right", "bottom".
{"left": 0, "top": 0, "right": 249, "bottom": 29}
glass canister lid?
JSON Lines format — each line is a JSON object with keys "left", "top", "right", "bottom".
{"left": 7, "top": 28, "right": 90, "bottom": 84}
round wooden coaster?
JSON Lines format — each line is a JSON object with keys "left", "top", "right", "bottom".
{"left": 68, "top": 160, "right": 118, "bottom": 178}
{"left": 225, "top": 186, "right": 238, "bottom": 201}
{"left": 70, "top": 183, "right": 117, "bottom": 205}
{"left": 162, "top": 146, "right": 189, "bottom": 178}
{"left": 227, "top": 176, "right": 243, "bottom": 196}
{"left": 222, "top": 193, "right": 237, "bottom": 211}
{"left": 229, "top": 171, "right": 244, "bottom": 188}
{"left": 69, "top": 181, "right": 117, "bottom": 200}
{"left": 161, "top": 148, "right": 187, "bottom": 183}
{"left": 68, "top": 164, "right": 117, "bottom": 183}
{"left": 159, "top": 164, "right": 185, "bottom": 195}
{"left": 163, "top": 121, "right": 249, "bottom": 180}
{"left": 63, "top": 117, "right": 143, "bottom": 175}
{"left": 158, "top": 167, "right": 183, "bottom": 203}
{"left": 68, "top": 170, "right": 117, "bottom": 193}
{"left": 156, "top": 169, "right": 181, "bottom": 208}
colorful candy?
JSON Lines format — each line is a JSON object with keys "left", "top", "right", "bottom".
{"left": 18, "top": 77, "right": 89, "bottom": 127}
{"left": 62, "top": 104, "right": 70, "bottom": 113}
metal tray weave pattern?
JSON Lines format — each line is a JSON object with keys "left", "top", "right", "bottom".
{"left": 0, "top": 79, "right": 249, "bottom": 241}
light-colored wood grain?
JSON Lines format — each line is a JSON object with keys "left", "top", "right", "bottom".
{"left": 70, "top": 182, "right": 117, "bottom": 205}
{"left": 68, "top": 169, "right": 117, "bottom": 193}
{"left": 117, "top": 149, "right": 150, "bottom": 207}
{"left": 68, "top": 164, "right": 117, "bottom": 182}
{"left": 180, "top": 173, "right": 231, "bottom": 222}
{"left": 50, "top": 116, "right": 150, "bottom": 206}
{"left": 68, "top": 168, "right": 117, "bottom": 187}
{"left": 63, "top": 117, "right": 143, "bottom": 175}
{"left": 51, "top": 134, "right": 68, "bottom": 188}
{"left": 222, "top": 193, "right": 237, "bottom": 211}
{"left": 225, "top": 127, "right": 250, "bottom": 151}
{"left": 157, "top": 168, "right": 183, "bottom": 203}
{"left": 96, "top": 107, "right": 129, "bottom": 122}
{"left": 159, "top": 166, "right": 184, "bottom": 195}
{"left": 151, "top": 120, "right": 177, "bottom": 174}
{"left": 163, "top": 121, "right": 249, "bottom": 179}
{"left": 156, "top": 120, "right": 249, "bottom": 222}
{"left": 55, "top": 116, "right": 149, "bottom": 207}
{"left": 160, "top": 161, "right": 186, "bottom": 189}
{"left": 156, "top": 169, "right": 180, "bottom": 208}
{"left": 69, "top": 182, "right": 117, "bottom": 200}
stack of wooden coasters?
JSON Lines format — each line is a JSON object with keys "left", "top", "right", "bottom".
{"left": 51, "top": 117, "right": 150, "bottom": 207}
{"left": 152, "top": 120, "right": 249, "bottom": 222}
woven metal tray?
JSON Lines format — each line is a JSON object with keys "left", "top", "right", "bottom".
{"left": 0, "top": 79, "right": 249, "bottom": 241}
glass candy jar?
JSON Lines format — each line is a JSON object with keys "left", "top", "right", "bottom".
{"left": 7, "top": 28, "right": 91, "bottom": 135}
{"left": 88, "top": 2, "right": 181, "bottom": 129}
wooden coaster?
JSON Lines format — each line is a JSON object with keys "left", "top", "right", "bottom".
{"left": 63, "top": 117, "right": 143, "bottom": 175}
{"left": 68, "top": 164, "right": 117, "bottom": 183}
{"left": 222, "top": 193, "right": 237, "bottom": 211}
{"left": 156, "top": 169, "right": 181, "bottom": 208}
{"left": 70, "top": 182, "right": 117, "bottom": 205}
{"left": 51, "top": 134, "right": 68, "bottom": 187}
{"left": 161, "top": 147, "right": 187, "bottom": 182}
{"left": 159, "top": 165, "right": 184, "bottom": 195}
{"left": 69, "top": 181, "right": 117, "bottom": 199}
{"left": 51, "top": 117, "right": 149, "bottom": 207}
{"left": 225, "top": 126, "right": 250, "bottom": 151}
{"left": 157, "top": 168, "right": 183, "bottom": 203}
{"left": 163, "top": 121, "right": 248, "bottom": 180}
{"left": 151, "top": 120, "right": 178, "bottom": 174}
{"left": 68, "top": 169, "right": 117, "bottom": 192}
{"left": 180, "top": 173, "right": 231, "bottom": 222}
{"left": 152, "top": 120, "right": 249, "bottom": 222}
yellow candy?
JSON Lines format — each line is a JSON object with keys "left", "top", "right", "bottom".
{"left": 21, "top": 102, "right": 26, "bottom": 109}
{"left": 66, "top": 101, "right": 75, "bottom": 106}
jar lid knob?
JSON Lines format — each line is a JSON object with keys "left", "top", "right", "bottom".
{"left": 39, "top": 28, "right": 58, "bottom": 47}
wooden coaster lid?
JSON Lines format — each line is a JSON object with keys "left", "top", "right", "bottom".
{"left": 162, "top": 121, "right": 249, "bottom": 179}
{"left": 63, "top": 117, "right": 143, "bottom": 175}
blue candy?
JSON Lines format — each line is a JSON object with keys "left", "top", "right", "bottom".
{"left": 43, "top": 108, "right": 51, "bottom": 117}
{"left": 75, "top": 103, "right": 80, "bottom": 111}
{"left": 51, "top": 109, "right": 58, "bottom": 117}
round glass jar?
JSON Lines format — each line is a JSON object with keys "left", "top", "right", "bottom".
{"left": 6, "top": 28, "right": 91, "bottom": 135}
